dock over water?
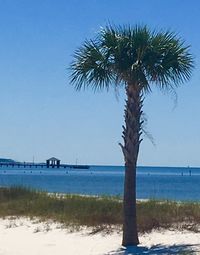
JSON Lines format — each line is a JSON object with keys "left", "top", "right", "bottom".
{"left": 0, "top": 163, "right": 90, "bottom": 169}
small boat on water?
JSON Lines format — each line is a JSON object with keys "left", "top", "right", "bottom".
{"left": 70, "top": 165, "right": 90, "bottom": 169}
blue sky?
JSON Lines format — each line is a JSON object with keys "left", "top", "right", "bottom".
{"left": 0, "top": 0, "right": 199, "bottom": 166}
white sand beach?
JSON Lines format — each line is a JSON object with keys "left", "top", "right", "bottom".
{"left": 0, "top": 217, "right": 200, "bottom": 255}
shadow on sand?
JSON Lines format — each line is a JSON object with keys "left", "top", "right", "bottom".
{"left": 106, "top": 244, "right": 199, "bottom": 255}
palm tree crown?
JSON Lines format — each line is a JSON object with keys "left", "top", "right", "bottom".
{"left": 70, "top": 25, "right": 193, "bottom": 92}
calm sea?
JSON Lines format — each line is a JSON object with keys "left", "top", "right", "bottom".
{"left": 0, "top": 165, "right": 199, "bottom": 201}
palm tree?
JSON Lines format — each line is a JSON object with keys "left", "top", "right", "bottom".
{"left": 69, "top": 25, "right": 193, "bottom": 246}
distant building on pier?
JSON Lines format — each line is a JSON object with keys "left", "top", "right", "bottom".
{"left": 46, "top": 157, "right": 61, "bottom": 168}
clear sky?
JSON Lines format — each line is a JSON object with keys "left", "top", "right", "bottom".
{"left": 0, "top": 0, "right": 199, "bottom": 166}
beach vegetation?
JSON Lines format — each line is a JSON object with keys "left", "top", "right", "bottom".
{"left": 1, "top": 187, "right": 200, "bottom": 233}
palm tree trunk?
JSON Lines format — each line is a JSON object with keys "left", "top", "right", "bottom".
{"left": 120, "top": 83, "right": 143, "bottom": 246}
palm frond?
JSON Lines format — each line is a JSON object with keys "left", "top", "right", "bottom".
{"left": 70, "top": 39, "right": 115, "bottom": 91}
{"left": 143, "top": 31, "right": 194, "bottom": 90}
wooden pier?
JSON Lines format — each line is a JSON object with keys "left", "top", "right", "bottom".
{"left": 0, "top": 157, "right": 90, "bottom": 169}
{"left": 0, "top": 163, "right": 89, "bottom": 169}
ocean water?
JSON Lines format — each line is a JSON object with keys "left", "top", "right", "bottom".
{"left": 0, "top": 165, "right": 199, "bottom": 201}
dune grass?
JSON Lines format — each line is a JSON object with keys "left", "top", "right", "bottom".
{"left": 0, "top": 186, "right": 200, "bottom": 233}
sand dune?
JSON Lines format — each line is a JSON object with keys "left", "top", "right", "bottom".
{"left": 0, "top": 218, "right": 200, "bottom": 255}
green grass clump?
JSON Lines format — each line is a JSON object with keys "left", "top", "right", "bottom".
{"left": 137, "top": 200, "right": 200, "bottom": 232}
{"left": 0, "top": 187, "right": 122, "bottom": 228}
{"left": 1, "top": 186, "right": 200, "bottom": 232}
